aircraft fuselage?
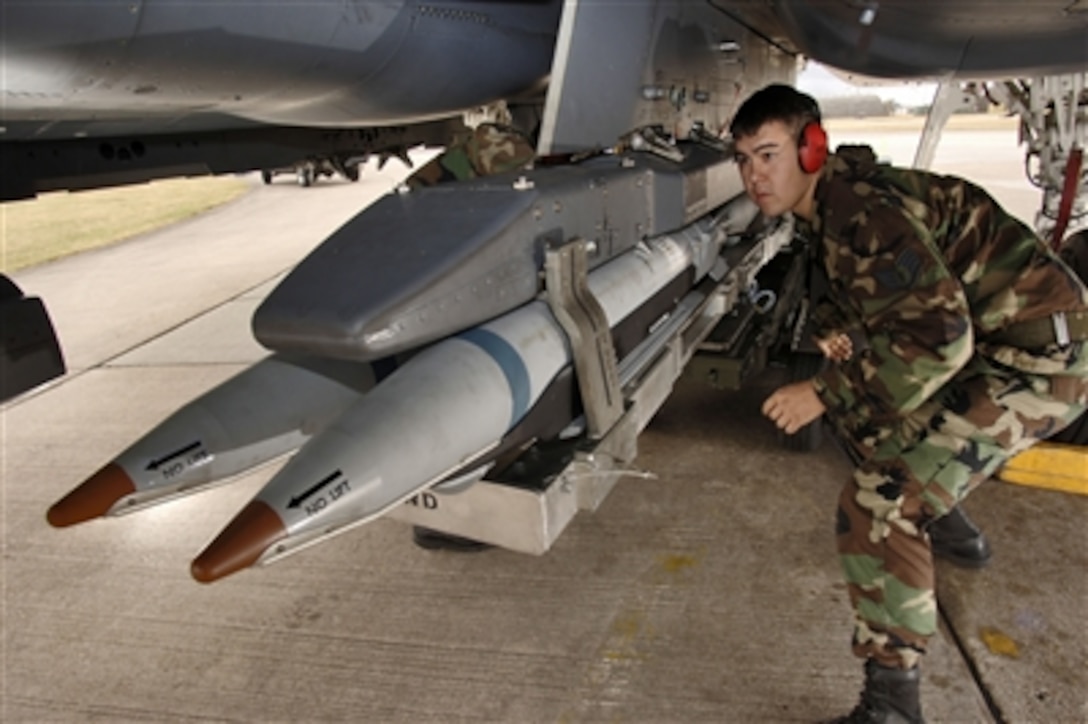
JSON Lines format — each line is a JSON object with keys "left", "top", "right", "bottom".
{"left": 1, "top": 0, "right": 562, "bottom": 140}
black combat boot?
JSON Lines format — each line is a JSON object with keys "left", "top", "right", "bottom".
{"left": 928, "top": 506, "right": 992, "bottom": 568}
{"left": 833, "top": 659, "right": 926, "bottom": 724}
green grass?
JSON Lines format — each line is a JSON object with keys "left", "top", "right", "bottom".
{"left": 0, "top": 176, "right": 250, "bottom": 273}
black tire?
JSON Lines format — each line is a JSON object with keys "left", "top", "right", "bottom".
{"left": 296, "top": 165, "right": 315, "bottom": 187}
{"left": 778, "top": 352, "right": 827, "bottom": 452}
{"left": 343, "top": 164, "right": 360, "bottom": 182}
{"left": 260, "top": 169, "right": 272, "bottom": 185}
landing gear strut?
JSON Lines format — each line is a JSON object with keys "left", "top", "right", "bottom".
{"left": 986, "top": 73, "right": 1087, "bottom": 246}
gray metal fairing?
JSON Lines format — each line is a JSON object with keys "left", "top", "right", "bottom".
{"left": 252, "top": 143, "right": 747, "bottom": 360}
{"left": 1, "top": 0, "right": 562, "bottom": 139}
{"left": 764, "top": 0, "right": 1088, "bottom": 80}
{"left": 254, "top": 184, "right": 539, "bottom": 361}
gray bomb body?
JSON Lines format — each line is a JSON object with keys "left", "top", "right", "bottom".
{"left": 192, "top": 206, "right": 735, "bottom": 581}
{"left": 47, "top": 355, "right": 379, "bottom": 527}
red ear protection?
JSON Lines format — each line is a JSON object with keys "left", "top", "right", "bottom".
{"left": 798, "top": 121, "right": 828, "bottom": 173}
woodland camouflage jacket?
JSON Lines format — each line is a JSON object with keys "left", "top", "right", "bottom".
{"left": 802, "top": 145, "right": 1088, "bottom": 427}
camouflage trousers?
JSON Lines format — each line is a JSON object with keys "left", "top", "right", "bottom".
{"left": 831, "top": 346, "right": 1088, "bottom": 670}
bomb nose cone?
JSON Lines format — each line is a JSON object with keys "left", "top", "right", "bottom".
{"left": 191, "top": 500, "right": 287, "bottom": 583}
{"left": 47, "top": 463, "right": 136, "bottom": 527}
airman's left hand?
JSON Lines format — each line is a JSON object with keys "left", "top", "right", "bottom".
{"left": 816, "top": 332, "right": 853, "bottom": 362}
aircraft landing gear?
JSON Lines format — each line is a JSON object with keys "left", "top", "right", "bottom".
{"left": 296, "top": 162, "right": 317, "bottom": 187}
{"left": 985, "top": 73, "right": 1087, "bottom": 246}
{"left": 986, "top": 75, "right": 1088, "bottom": 446}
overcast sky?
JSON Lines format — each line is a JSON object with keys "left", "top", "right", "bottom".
{"left": 797, "top": 61, "right": 939, "bottom": 107}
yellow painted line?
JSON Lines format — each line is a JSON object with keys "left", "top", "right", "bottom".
{"left": 998, "top": 442, "right": 1088, "bottom": 496}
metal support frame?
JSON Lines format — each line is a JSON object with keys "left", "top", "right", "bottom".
{"left": 913, "top": 79, "right": 960, "bottom": 170}
{"left": 387, "top": 221, "right": 795, "bottom": 555}
{"left": 543, "top": 239, "right": 624, "bottom": 439}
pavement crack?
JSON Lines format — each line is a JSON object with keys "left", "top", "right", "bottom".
{"left": 938, "top": 602, "right": 1007, "bottom": 724}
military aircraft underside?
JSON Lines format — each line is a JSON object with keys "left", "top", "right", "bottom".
{"left": 3, "top": 0, "right": 1086, "bottom": 580}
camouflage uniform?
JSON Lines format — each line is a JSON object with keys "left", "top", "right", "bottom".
{"left": 405, "top": 122, "right": 535, "bottom": 187}
{"left": 802, "top": 145, "right": 1088, "bottom": 670}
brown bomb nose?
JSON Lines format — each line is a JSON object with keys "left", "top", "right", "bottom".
{"left": 190, "top": 500, "right": 287, "bottom": 583}
{"left": 47, "top": 463, "right": 136, "bottom": 527}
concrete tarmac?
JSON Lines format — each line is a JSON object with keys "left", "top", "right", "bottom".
{"left": 3, "top": 130, "right": 1085, "bottom": 723}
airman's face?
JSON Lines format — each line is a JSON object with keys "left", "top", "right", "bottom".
{"left": 733, "top": 120, "right": 817, "bottom": 220}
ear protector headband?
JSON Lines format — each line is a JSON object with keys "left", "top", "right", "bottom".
{"left": 798, "top": 121, "right": 828, "bottom": 173}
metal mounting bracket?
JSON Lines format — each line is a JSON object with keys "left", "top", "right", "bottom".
{"left": 544, "top": 239, "right": 624, "bottom": 439}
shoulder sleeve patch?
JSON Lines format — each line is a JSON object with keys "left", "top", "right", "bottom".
{"left": 873, "top": 247, "right": 923, "bottom": 291}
